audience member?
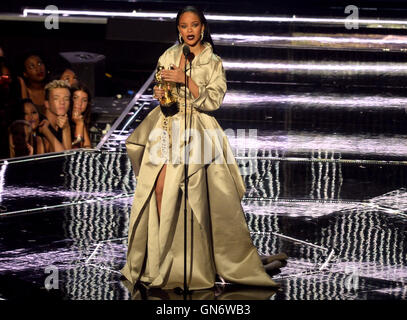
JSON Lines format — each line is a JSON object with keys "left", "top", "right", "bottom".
{"left": 20, "top": 98, "right": 45, "bottom": 154}
{"left": 71, "top": 83, "right": 92, "bottom": 148}
{"left": 0, "top": 46, "right": 99, "bottom": 158}
{"left": 8, "top": 120, "right": 33, "bottom": 158}
{"left": 1, "top": 56, "right": 20, "bottom": 159}
{"left": 60, "top": 68, "right": 78, "bottom": 87}
{"left": 18, "top": 53, "right": 48, "bottom": 116}
{"left": 40, "top": 80, "right": 72, "bottom": 152}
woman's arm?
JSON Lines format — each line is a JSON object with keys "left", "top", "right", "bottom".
{"left": 43, "top": 138, "right": 51, "bottom": 153}
{"left": 161, "top": 58, "right": 227, "bottom": 112}
{"left": 36, "top": 136, "right": 45, "bottom": 154}
{"left": 71, "top": 112, "right": 93, "bottom": 148}
{"left": 72, "top": 113, "right": 85, "bottom": 141}
{"left": 161, "top": 65, "right": 200, "bottom": 97}
{"left": 8, "top": 134, "right": 15, "bottom": 158}
{"left": 190, "top": 59, "right": 227, "bottom": 112}
{"left": 82, "top": 126, "right": 91, "bottom": 148}
{"left": 61, "top": 125, "right": 72, "bottom": 150}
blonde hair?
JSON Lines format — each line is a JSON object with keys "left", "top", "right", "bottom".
{"left": 45, "top": 80, "right": 71, "bottom": 100}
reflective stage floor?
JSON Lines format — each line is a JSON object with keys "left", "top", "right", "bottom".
{"left": 0, "top": 151, "right": 406, "bottom": 300}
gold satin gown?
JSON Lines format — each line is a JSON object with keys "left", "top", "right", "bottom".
{"left": 120, "top": 43, "right": 279, "bottom": 290}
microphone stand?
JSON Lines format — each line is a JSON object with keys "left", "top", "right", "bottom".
{"left": 182, "top": 47, "right": 193, "bottom": 298}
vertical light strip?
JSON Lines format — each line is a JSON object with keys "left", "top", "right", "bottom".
{"left": 0, "top": 161, "right": 7, "bottom": 203}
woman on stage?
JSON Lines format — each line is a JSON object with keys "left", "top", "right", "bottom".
{"left": 121, "top": 6, "right": 283, "bottom": 291}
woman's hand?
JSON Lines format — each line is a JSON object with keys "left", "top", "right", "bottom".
{"left": 153, "top": 85, "right": 165, "bottom": 100}
{"left": 72, "top": 110, "right": 84, "bottom": 124}
{"left": 27, "top": 143, "right": 34, "bottom": 155}
{"left": 38, "top": 119, "right": 50, "bottom": 135}
{"left": 161, "top": 65, "right": 185, "bottom": 84}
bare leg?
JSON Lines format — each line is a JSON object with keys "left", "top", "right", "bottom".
{"left": 155, "top": 164, "right": 167, "bottom": 222}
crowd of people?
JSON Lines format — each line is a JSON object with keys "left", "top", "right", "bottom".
{"left": 0, "top": 46, "right": 92, "bottom": 159}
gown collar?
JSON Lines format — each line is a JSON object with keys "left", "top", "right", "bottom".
{"left": 175, "top": 42, "right": 213, "bottom": 67}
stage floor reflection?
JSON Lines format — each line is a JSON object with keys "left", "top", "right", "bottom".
{"left": 0, "top": 151, "right": 406, "bottom": 300}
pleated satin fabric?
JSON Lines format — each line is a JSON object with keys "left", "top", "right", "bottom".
{"left": 120, "top": 43, "right": 279, "bottom": 290}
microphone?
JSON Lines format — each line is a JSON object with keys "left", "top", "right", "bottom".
{"left": 183, "top": 45, "right": 190, "bottom": 57}
{"left": 183, "top": 45, "right": 195, "bottom": 64}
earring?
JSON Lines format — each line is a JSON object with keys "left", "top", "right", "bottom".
{"left": 179, "top": 33, "right": 183, "bottom": 43}
{"left": 201, "top": 31, "right": 204, "bottom": 41}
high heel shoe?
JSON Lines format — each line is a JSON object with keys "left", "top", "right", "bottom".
{"left": 264, "top": 260, "right": 283, "bottom": 272}
{"left": 260, "top": 252, "right": 288, "bottom": 265}
{"left": 264, "top": 260, "right": 283, "bottom": 277}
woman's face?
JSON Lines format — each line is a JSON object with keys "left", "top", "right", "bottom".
{"left": 24, "top": 102, "right": 40, "bottom": 130}
{"left": 61, "top": 69, "right": 78, "bottom": 87}
{"left": 178, "top": 12, "right": 204, "bottom": 47}
{"left": 1, "top": 65, "right": 10, "bottom": 77}
{"left": 72, "top": 90, "right": 89, "bottom": 115}
{"left": 24, "top": 55, "right": 46, "bottom": 83}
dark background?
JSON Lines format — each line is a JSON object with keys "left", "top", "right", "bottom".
{"left": 1, "top": 0, "right": 407, "bottom": 95}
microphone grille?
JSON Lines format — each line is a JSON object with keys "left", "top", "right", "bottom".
{"left": 183, "top": 45, "right": 190, "bottom": 56}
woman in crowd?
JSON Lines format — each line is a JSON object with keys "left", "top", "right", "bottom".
{"left": 8, "top": 120, "right": 34, "bottom": 158}
{"left": 20, "top": 98, "right": 46, "bottom": 155}
{"left": 1, "top": 55, "right": 21, "bottom": 158}
{"left": 60, "top": 68, "right": 78, "bottom": 87}
{"left": 1, "top": 55, "right": 13, "bottom": 158}
{"left": 18, "top": 53, "right": 48, "bottom": 116}
{"left": 70, "top": 83, "right": 92, "bottom": 148}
